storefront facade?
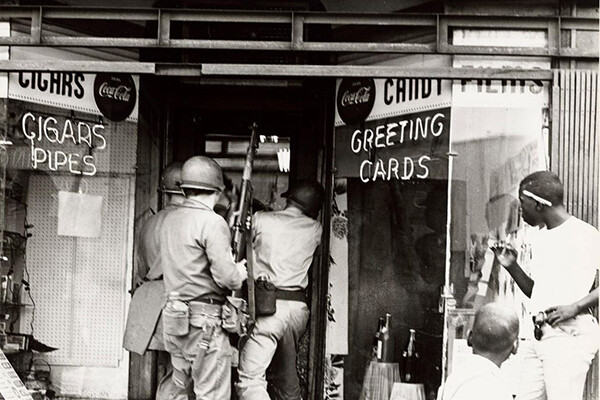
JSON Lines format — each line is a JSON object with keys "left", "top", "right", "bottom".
{"left": 0, "top": 2, "right": 597, "bottom": 399}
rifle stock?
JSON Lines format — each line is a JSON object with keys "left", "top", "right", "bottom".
{"left": 230, "top": 123, "right": 259, "bottom": 323}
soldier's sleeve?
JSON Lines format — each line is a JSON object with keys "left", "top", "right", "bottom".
{"left": 205, "top": 216, "right": 244, "bottom": 290}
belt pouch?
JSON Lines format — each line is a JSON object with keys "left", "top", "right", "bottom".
{"left": 222, "top": 296, "right": 249, "bottom": 335}
{"left": 255, "top": 279, "right": 277, "bottom": 316}
{"left": 163, "top": 303, "right": 190, "bottom": 336}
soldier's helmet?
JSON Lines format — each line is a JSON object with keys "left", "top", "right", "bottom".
{"left": 160, "top": 161, "right": 184, "bottom": 195}
{"left": 180, "top": 156, "right": 225, "bottom": 192}
{"left": 282, "top": 180, "right": 325, "bottom": 219}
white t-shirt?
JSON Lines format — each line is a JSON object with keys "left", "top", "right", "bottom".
{"left": 529, "top": 217, "right": 600, "bottom": 313}
{"left": 437, "top": 354, "right": 513, "bottom": 400}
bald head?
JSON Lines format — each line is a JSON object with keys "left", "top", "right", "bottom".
{"left": 470, "top": 302, "right": 519, "bottom": 356}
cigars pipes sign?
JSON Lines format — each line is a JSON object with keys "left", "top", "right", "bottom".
{"left": 7, "top": 72, "right": 139, "bottom": 176}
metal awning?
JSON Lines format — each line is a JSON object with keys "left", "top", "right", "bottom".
{"left": 0, "top": 6, "right": 597, "bottom": 58}
{"left": 0, "top": 60, "right": 555, "bottom": 80}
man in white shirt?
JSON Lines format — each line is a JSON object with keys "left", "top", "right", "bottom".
{"left": 493, "top": 170, "right": 600, "bottom": 400}
{"left": 437, "top": 302, "right": 519, "bottom": 400}
{"left": 236, "top": 180, "right": 324, "bottom": 400}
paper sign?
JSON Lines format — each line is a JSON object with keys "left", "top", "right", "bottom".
{"left": 0, "top": 350, "right": 33, "bottom": 400}
{"left": 57, "top": 191, "right": 103, "bottom": 237}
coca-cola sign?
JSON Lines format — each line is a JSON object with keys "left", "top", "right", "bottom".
{"left": 336, "top": 78, "right": 375, "bottom": 125}
{"left": 93, "top": 73, "right": 137, "bottom": 122}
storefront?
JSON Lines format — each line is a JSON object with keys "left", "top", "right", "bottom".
{"left": 0, "top": 2, "right": 598, "bottom": 400}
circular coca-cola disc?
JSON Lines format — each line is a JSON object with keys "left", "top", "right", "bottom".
{"left": 336, "top": 77, "right": 376, "bottom": 125}
{"left": 94, "top": 73, "right": 137, "bottom": 122}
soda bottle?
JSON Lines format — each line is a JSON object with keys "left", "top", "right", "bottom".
{"left": 380, "top": 313, "right": 394, "bottom": 363}
{"left": 372, "top": 317, "right": 385, "bottom": 361}
{"left": 402, "top": 328, "right": 419, "bottom": 382}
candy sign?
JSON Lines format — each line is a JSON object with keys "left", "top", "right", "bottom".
{"left": 335, "top": 78, "right": 452, "bottom": 181}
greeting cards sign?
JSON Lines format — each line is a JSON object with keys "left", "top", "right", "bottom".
{"left": 334, "top": 77, "right": 452, "bottom": 181}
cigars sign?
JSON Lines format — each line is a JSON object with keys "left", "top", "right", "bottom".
{"left": 335, "top": 77, "right": 452, "bottom": 182}
{"left": 9, "top": 72, "right": 139, "bottom": 122}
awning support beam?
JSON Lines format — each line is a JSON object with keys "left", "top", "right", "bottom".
{"left": 0, "top": 6, "right": 597, "bottom": 58}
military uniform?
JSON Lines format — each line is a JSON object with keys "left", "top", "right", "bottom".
{"left": 236, "top": 207, "right": 322, "bottom": 400}
{"left": 159, "top": 198, "right": 244, "bottom": 400}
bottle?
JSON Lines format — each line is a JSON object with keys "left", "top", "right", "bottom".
{"left": 380, "top": 313, "right": 395, "bottom": 363}
{"left": 372, "top": 317, "right": 385, "bottom": 360}
{"left": 402, "top": 328, "right": 418, "bottom": 383}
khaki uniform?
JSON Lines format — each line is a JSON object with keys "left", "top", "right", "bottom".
{"left": 158, "top": 198, "right": 244, "bottom": 400}
{"left": 124, "top": 204, "right": 178, "bottom": 354}
{"left": 237, "top": 207, "right": 322, "bottom": 400}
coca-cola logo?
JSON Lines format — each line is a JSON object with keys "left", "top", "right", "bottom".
{"left": 337, "top": 78, "right": 375, "bottom": 125}
{"left": 94, "top": 73, "right": 136, "bottom": 122}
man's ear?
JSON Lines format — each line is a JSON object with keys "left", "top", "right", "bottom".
{"left": 511, "top": 338, "right": 519, "bottom": 355}
{"left": 535, "top": 202, "right": 543, "bottom": 212}
{"left": 467, "top": 330, "right": 473, "bottom": 348}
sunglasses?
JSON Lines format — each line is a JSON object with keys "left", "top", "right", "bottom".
{"left": 533, "top": 311, "right": 546, "bottom": 341}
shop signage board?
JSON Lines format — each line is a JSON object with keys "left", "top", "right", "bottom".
{"left": 5, "top": 72, "right": 139, "bottom": 177}
{"left": 8, "top": 72, "right": 139, "bottom": 122}
{"left": 334, "top": 77, "right": 452, "bottom": 181}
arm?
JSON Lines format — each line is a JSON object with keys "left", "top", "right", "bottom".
{"left": 206, "top": 217, "right": 247, "bottom": 291}
{"left": 545, "top": 287, "right": 599, "bottom": 326}
{"left": 492, "top": 244, "right": 534, "bottom": 298}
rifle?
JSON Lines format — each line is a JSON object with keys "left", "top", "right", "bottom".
{"left": 230, "top": 122, "right": 259, "bottom": 326}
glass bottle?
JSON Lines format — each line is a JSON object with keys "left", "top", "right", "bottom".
{"left": 372, "top": 317, "right": 385, "bottom": 361}
{"left": 380, "top": 313, "right": 394, "bottom": 363}
{"left": 402, "top": 328, "right": 419, "bottom": 383}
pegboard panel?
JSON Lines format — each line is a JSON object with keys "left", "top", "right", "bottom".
{"left": 23, "top": 173, "right": 133, "bottom": 367}
{"left": 6, "top": 101, "right": 137, "bottom": 175}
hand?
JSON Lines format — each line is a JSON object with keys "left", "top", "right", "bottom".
{"left": 236, "top": 259, "right": 248, "bottom": 281}
{"left": 491, "top": 242, "right": 518, "bottom": 268}
{"left": 544, "top": 304, "right": 579, "bottom": 326}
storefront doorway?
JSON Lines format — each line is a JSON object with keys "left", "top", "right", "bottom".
{"left": 129, "top": 74, "right": 335, "bottom": 399}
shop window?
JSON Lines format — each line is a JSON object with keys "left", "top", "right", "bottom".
{"left": 329, "top": 72, "right": 549, "bottom": 400}
{"left": 0, "top": 71, "right": 139, "bottom": 396}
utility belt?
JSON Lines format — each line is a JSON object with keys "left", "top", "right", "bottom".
{"left": 162, "top": 295, "right": 248, "bottom": 337}
{"left": 255, "top": 279, "right": 306, "bottom": 316}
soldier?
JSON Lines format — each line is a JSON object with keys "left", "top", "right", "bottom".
{"left": 123, "top": 161, "right": 185, "bottom": 398}
{"left": 236, "top": 180, "right": 325, "bottom": 400}
{"left": 158, "top": 156, "right": 247, "bottom": 400}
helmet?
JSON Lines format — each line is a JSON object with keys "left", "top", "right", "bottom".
{"left": 160, "top": 161, "right": 184, "bottom": 195}
{"left": 180, "top": 156, "right": 225, "bottom": 192}
{"left": 282, "top": 180, "right": 325, "bottom": 219}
